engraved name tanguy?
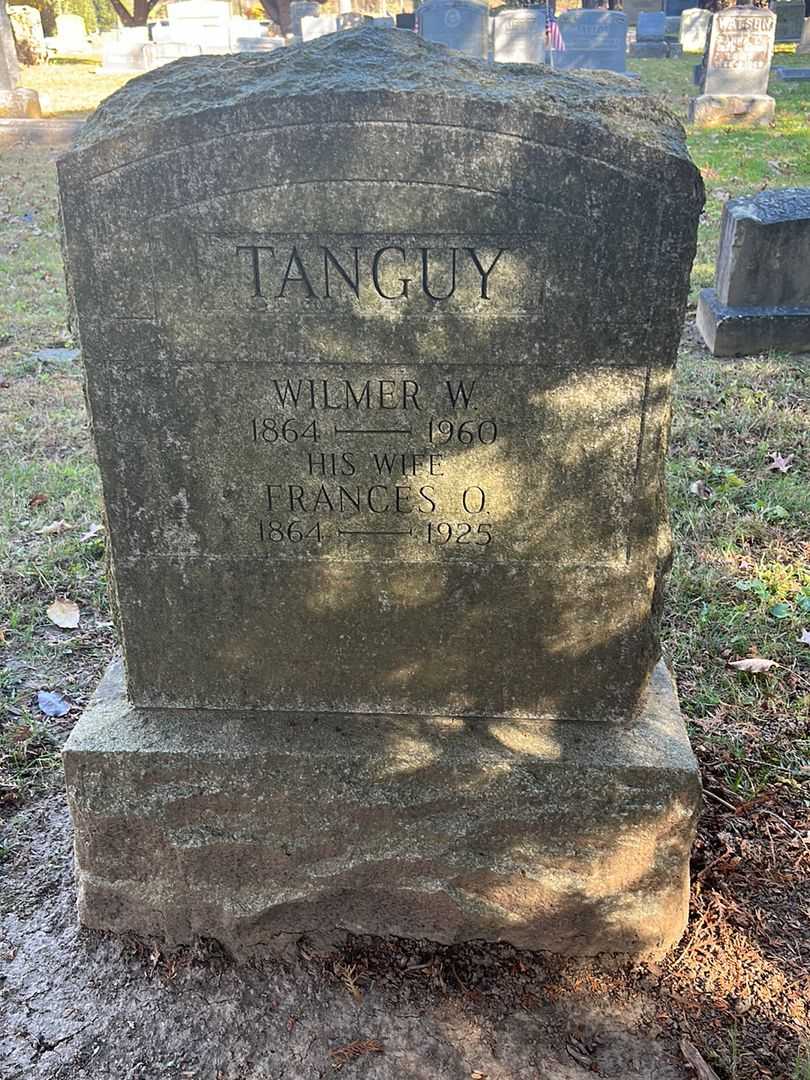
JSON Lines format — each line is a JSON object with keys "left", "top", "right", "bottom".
{"left": 235, "top": 243, "right": 508, "bottom": 302}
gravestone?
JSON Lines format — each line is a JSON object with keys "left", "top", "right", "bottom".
{"left": 679, "top": 6, "right": 711, "bottom": 51}
{"left": 0, "top": 0, "right": 40, "bottom": 116}
{"left": 492, "top": 6, "right": 545, "bottom": 63}
{"left": 797, "top": 15, "right": 810, "bottom": 52}
{"left": 60, "top": 27, "right": 703, "bottom": 958}
{"left": 53, "top": 12, "right": 89, "bottom": 53}
{"left": 396, "top": 11, "right": 416, "bottom": 27}
{"left": 622, "top": 0, "right": 662, "bottom": 27}
{"left": 301, "top": 12, "right": 338, "bottom": 38}
{"left": 163, "top": 0, "right": 231, "bottom": 51}
{"left": 8, "top": 5, "right": 47, "bottom": 65}
{"left": 417, "top": 0, "right": 488, "bottom": 57}
{"left": 552, "top": 9, "right": 627, "bottom": 71}
{"left": 98, "top": 26, "right": 150, "bottom": 72}
{"left": 774, "top": 63, "right": 810, "bottom": 76}
{"left": 142, "top": 40, "right": 203, "bottom": 67}
{"left": 697, "top": 187, "right": 810, "bottom": 355}
{"left": 289, "top": 0, "right": 319, "bottom": 37}
{"left": 689, "top": 6, "right": 776, "bottom": 126}
{"left": 773, "top": 0, "right": 804, "bottom": 42}
{"left": 632, "top": 9, "right": 669, "bottom": 54}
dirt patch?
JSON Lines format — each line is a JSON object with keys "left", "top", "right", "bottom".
{"left": 0, "top": 792, "right": 693, "bottom": 1080}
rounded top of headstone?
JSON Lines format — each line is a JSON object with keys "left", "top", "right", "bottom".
{"left": 69, "top": 27, "right": 690, "bottom": 167}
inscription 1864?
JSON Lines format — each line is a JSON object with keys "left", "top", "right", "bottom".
{"left": 249, "top": 374, "right": 497, "bottom": 552}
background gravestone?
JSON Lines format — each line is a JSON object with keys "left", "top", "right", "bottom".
{"left": 417, "top": 0, "right": 489, "bottom": 56}
{"left": 7, "top": 4, "right": 47, "bottom": 65}
{"left": 552, "top": 9, "right": 627, "bottom": 71}
{"left": 492, "top": 6, "right": 545, "bottom": 63}
{"left": 797, "top": 15, "right": 810, "bottom": 52}
{"left": 301, "top": 12, "right": 338, "bottom": 38}
{"left": 0, "top": 0, "right": 40, "bottom": 116}
{"left": 60, "top": 27, "right": 703, "bottom": 958}
{"left": 622, "top": 0, "right": 663, "bottom": 27}
{"left": 689, "top": 6, "right": 776, "bottom": 126}
{"left": 679, "top": 6, "right": 711, "bottom": 51}
{"left": 697, "top": 187, "right": 810, "bottom": 355}
{"left": 632, "top": 9, "right": 669, "bottom": 54}
{"left": 772, "top": 0, "right": 804, "bottom": 41}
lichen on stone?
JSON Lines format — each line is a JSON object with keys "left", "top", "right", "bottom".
{"left": 76, "top": 26, "right": 688, "bottom": 161}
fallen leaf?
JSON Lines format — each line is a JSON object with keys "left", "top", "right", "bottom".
{"left": 330, "top": 1040, "right": 383, "bottom": 1072}
{"left": 37, "top": 690, "right": 71, "bottom": 717}
{"left": 0, "top": 628, "right": 6, "bottom": 644}
{"left": 689, "top": 479, "right": 712, "bottom": 499}
{"left": 769, "top": 601, "right": 791, "bottom": 620}
{"left": 38, "top": 520, "right": 73, "bottom": 536}
{"left": 680, "top": 1037, "right": 721, "bottom": 1080}
{"left": 80, "top": 523, "right": 103, "bottom": 543}
{"left": 46, "top": 598, "right": 80, "bottom": 629}
{"left": 712, "top": 189, "right": 731, "bottom": 202}
{"left": 729, "top": 657, "right": 776, "bottom": 673}
{"left": 798, "top": 629, "right": 810, "bottom": 647}
{"left": 767, "top": 451, "right": 794, "bottom": 473}
{"left": 28, "top": 492, "right": 48, "bottom": 509}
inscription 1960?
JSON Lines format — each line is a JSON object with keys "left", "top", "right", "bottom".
{"left": 246, "top": 373, "right": 497, "bottom": 553}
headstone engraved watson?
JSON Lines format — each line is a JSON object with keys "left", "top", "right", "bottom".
{"left": 60, "top": 28, "right": 703, "bottom": 956}
{"left": 689, "top": 6, "right": 776, "bottom": 126}
{"left": 697, "top": 187, "right": 810, "bottom": 355}
{"left": 552, "top": 9, "right": 627, "bottom": 72}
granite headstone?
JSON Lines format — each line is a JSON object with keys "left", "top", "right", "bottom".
{"left": 417, "top": 0, "right": 488, "bottom": 57}
{"left": 697, "top": 187, "right": 810, "bottom": 355}
{"left": 772, "top": 0, "right": 804, "bottom": 42}
{"left": 552, "top": 9, "right": 627, "bottom": 71}
{"left": 60, "top": 28, "right": 703, "bottom": 958}
{"left": 632, "top": 8, "right": 669, "bottom": 54}
{"left": 797, "top": 15, "right": 810, "bottom": 52}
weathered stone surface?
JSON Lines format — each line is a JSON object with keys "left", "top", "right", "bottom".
{"left": 631, "top": 40, "right": 669, "bottom": 57}
{"left": 637, "top": 10, "right": 666, "bottom": 40}
{"left": 64, "top": 657, "right": 701, "bottom": 957}
{"left": 797, "top": 16, "right": 810, "bottom": 53}
{"left": 59, "top": 29, "right": 703, "bottom": 724}
{"left": 688, "top": 92, "right": 774, "bottom": 126}
{"left": 697, "top": 187, "right": 810, "bottom": 355}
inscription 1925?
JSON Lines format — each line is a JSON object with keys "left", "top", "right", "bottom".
{"left": 247, "top": 373, "right": 497, "bottom": 554}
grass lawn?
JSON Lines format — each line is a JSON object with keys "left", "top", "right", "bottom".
{"left": 1, "top": 53, "right": 809, "bottom": 1080}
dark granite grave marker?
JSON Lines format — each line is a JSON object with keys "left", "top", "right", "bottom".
{"left": 773, "top": 0, "right": 804, "bottom": 42}
{"left": 697, "top": 187, "right": 810, "bottom": 355}
{"left": 60, "top": 28, "right": 703, "bottom": 957}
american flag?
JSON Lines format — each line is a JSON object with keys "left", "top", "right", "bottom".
{"left": 547, "top": 3, "right": 565, "bottom": 51}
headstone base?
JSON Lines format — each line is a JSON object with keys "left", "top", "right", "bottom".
{"left": 64, "top": 658, "right": 701, "bottom": 959}
{"left": 0, "top": 87, "right": 41, "bottom": 119}
{"left": 697, "top": 286, "right": 810, "bottom": 356}
{"left": 688, "top": 93, "right": 774, "bottom": 126}
{"left": 630, "top": 40, "right": 669, "bottom": 57}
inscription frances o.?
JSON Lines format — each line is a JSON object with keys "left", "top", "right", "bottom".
{"left": 235, "top": 243, "right": 508, "bottom": 303}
